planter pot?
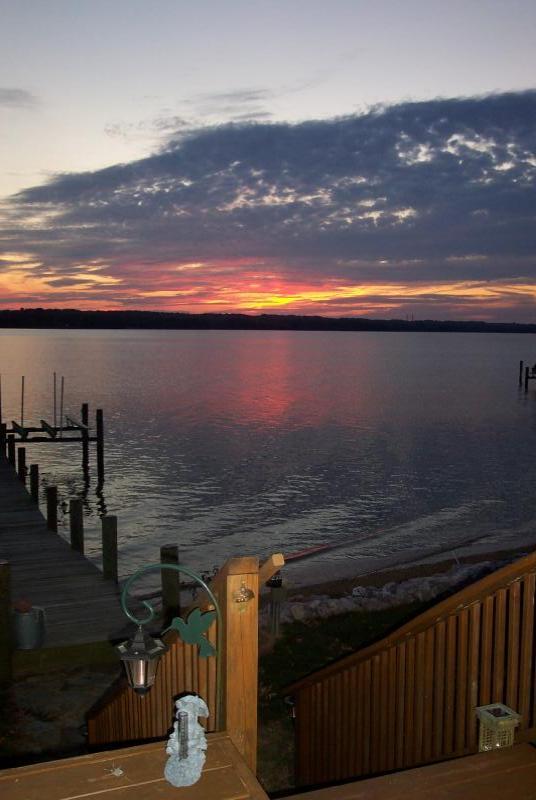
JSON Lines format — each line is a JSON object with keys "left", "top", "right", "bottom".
{"left": 12, "top": 606, "right": 46, "bottom": 649}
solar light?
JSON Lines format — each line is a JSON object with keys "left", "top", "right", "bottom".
{"left": 476, "top": 703, "right": 521, "bottom": 751}
{"left": 116, "top": 625, "right": 168, "bottom": 694}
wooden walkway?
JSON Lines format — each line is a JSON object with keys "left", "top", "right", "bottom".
{"left": 0, "top": 456, "right": 128, "bottom": 648}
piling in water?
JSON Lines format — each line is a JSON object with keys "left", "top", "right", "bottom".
{"left": 70, "top": 498, "right": 84, "bottom": 554}
{"left": 30, "top": 464, "right": 39, "bottom": 503}
{"left": 102, "top": 515, "right": 118, "bottom": 582}
{"left": 17, "top": 447, "right": 26, "bottom": 483}
{"left": 96, "top": 409, "right": 104, "bottom": 485}
{"left": 46, "top": 486, "right": 58, "bottom": 532}
{"left": 7, "top": 435, "right": 15, "bottom": 466}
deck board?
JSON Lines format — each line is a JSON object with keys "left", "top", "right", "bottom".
{"left": 0, "top": 456, "right": 129, "bottom": 647}
{"left": 287, "top": 743, "right": 536, "bottom": 799}
{"left": 0, "top": 732, "right": 269, "bottom": 800}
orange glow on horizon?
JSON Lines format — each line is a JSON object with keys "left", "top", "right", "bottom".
{"left": 1, "top": 255, "right": 535, "bottom": 319}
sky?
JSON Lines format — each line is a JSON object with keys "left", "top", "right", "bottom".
{"left": 0, "top": 0, "right": 535, "bottom": 320}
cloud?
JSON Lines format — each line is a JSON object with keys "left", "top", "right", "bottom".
{"left": 104, "top": 115, "right": 191, "bottom": 142}
{"left": 185, "top": 87, "right": 274, "bottom": 122}
{"left": 0, "top": 88, "right": 38, "bottom": 108}
{"left": 103, "top": 88, "right": 274, "bottom": 146}
{"left": 1, "top": 90, "right": 536, "bottom": 319}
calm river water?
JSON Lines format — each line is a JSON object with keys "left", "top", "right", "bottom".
{"left": 2, "top": 329, "right": 536, "bottom": 586}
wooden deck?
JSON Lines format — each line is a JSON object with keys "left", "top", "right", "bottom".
{"left": 286, "top": 743, "right": 536, "bottom": 799}
{"left": 1, "top": 736, "right": 535, "bottom": 800}
{"left": 0, "top": 456, "right": 128, "bottom": 647}
{"left": 0, "top": 732, "right": 269, "bottom": 800}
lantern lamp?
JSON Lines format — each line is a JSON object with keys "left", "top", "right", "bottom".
{"left": 116, "top": 625, "right": 168, "bottom": 694}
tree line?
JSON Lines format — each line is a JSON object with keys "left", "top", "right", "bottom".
{"left": 1, "top": 308, "right": 536, "bottom": 333}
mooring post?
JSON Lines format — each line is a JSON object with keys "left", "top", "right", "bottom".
{"left": 0, "top": 422, "right": 6, "bottom": 454}
{"left": 7, "top": 434, "right": 15, "bottom": 466}
{"left": 161, "top": 544, "right": 181, "bottom": 623}
{"left": 96, "top": 408, "right": 104, "bottom": 485}
{"left": 81, "top": 402, "right": 89, "bottom": 469}
{"left": 0, "top": 560, "right": 12, "bottom": 685}
{"left": 102, "top": 515, "right": 118, "bottom": 581}
{"left": 17, "top": 446, "right": 26, "bottom": 483}
{"left": 525, "top": 366, "right": 530, "bottom": 392}
{"left": 519, "top": 360, "right": 524, "bottom": 387}
{"left": 69, "top": 498, "right": 84, "bottom": 554}
{"left": 45, "top": 486, "right": 58, "bottom": 532}
{"left": 30, "top": 464, "right": 39, "bottom": 503}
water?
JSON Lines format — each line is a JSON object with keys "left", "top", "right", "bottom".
{"left": 1, "top": 329, "right": 536, "bottom": 586}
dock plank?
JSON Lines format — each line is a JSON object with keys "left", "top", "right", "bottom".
{"left": 0, "top": 456, "right": 129, "bottom": 647}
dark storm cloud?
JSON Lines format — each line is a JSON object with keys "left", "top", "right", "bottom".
{"left": 0, "top": 88, "right": 38, "bottom": 108}
{"left": 2, "top": 90, "right": 535, "bottom": 300}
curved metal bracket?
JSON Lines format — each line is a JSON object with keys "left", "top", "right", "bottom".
{"left": 120, "top": 562, "right": 223, "bottom": 728}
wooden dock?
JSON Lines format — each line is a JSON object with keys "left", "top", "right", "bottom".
{"left": 0, "top": 455, "right": 128, "bottom": 648}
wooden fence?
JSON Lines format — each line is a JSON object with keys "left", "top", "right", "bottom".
{"left": 87, "top": 553, "right": 283, "bottom": 773}
{"left": 287, "top": 550, "right": 536, "bottom": 787}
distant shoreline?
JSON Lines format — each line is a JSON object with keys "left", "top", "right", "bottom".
{"left": 2, "top": 308, "right": 536, "bottom": 333}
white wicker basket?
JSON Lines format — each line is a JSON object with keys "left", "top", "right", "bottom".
{"left": 475, "top": 703, "right": 521, "bottom": 751}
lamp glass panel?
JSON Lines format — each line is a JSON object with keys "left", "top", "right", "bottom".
{"left": 125, "top": 656, "right": 160, "bottom": 689}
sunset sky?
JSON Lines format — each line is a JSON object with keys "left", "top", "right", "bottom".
{"left": 1, "top": 0, "right": 535, "bottom": 320}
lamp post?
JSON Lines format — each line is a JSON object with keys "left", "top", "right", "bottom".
{"left": 116, "top": 562, "right": 223, "bottom": 728}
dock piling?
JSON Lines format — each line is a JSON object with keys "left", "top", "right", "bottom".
{"left": 7, "top": 434, "right": 15, "bottom": 466}
{"left": 161, "top": 544, "right": 181, "bottom": 623}
{"left": 46, "top": 486, "right": 58, "bottom": 531}
{"left": 519, "top": 360, "right": 524, "bottom": 387}
{"left": 17, "top": 446, "right": 26, "bottom": 483}
{"left": 102, "top": 515, "right": 118, "bottom": 582}
{"left": 0, "top": 560, "right": 12, "bottom": 685}
{"left": 0, "top": 422, "right": 6, "bottom": 453}
{"left": 29, "top": 464, "right": 39, "bottom": 502}
{"left": 525, "top": 366, "right": 530, "bottom": 392}
{"left": 81, "top": 403, "right": 89, "bottom": 470}
{"left": 69, "top": 498, "right": 84, "bottom": 554}
{"left": 96, "top": 409, "right": 104, "bottom": 485}
{"left": 20, "top": 376, "right": 25, "bottom": 429}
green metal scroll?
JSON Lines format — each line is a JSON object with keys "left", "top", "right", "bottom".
{"left": 120, "top": 562, "right": 223, "bottom": 730}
